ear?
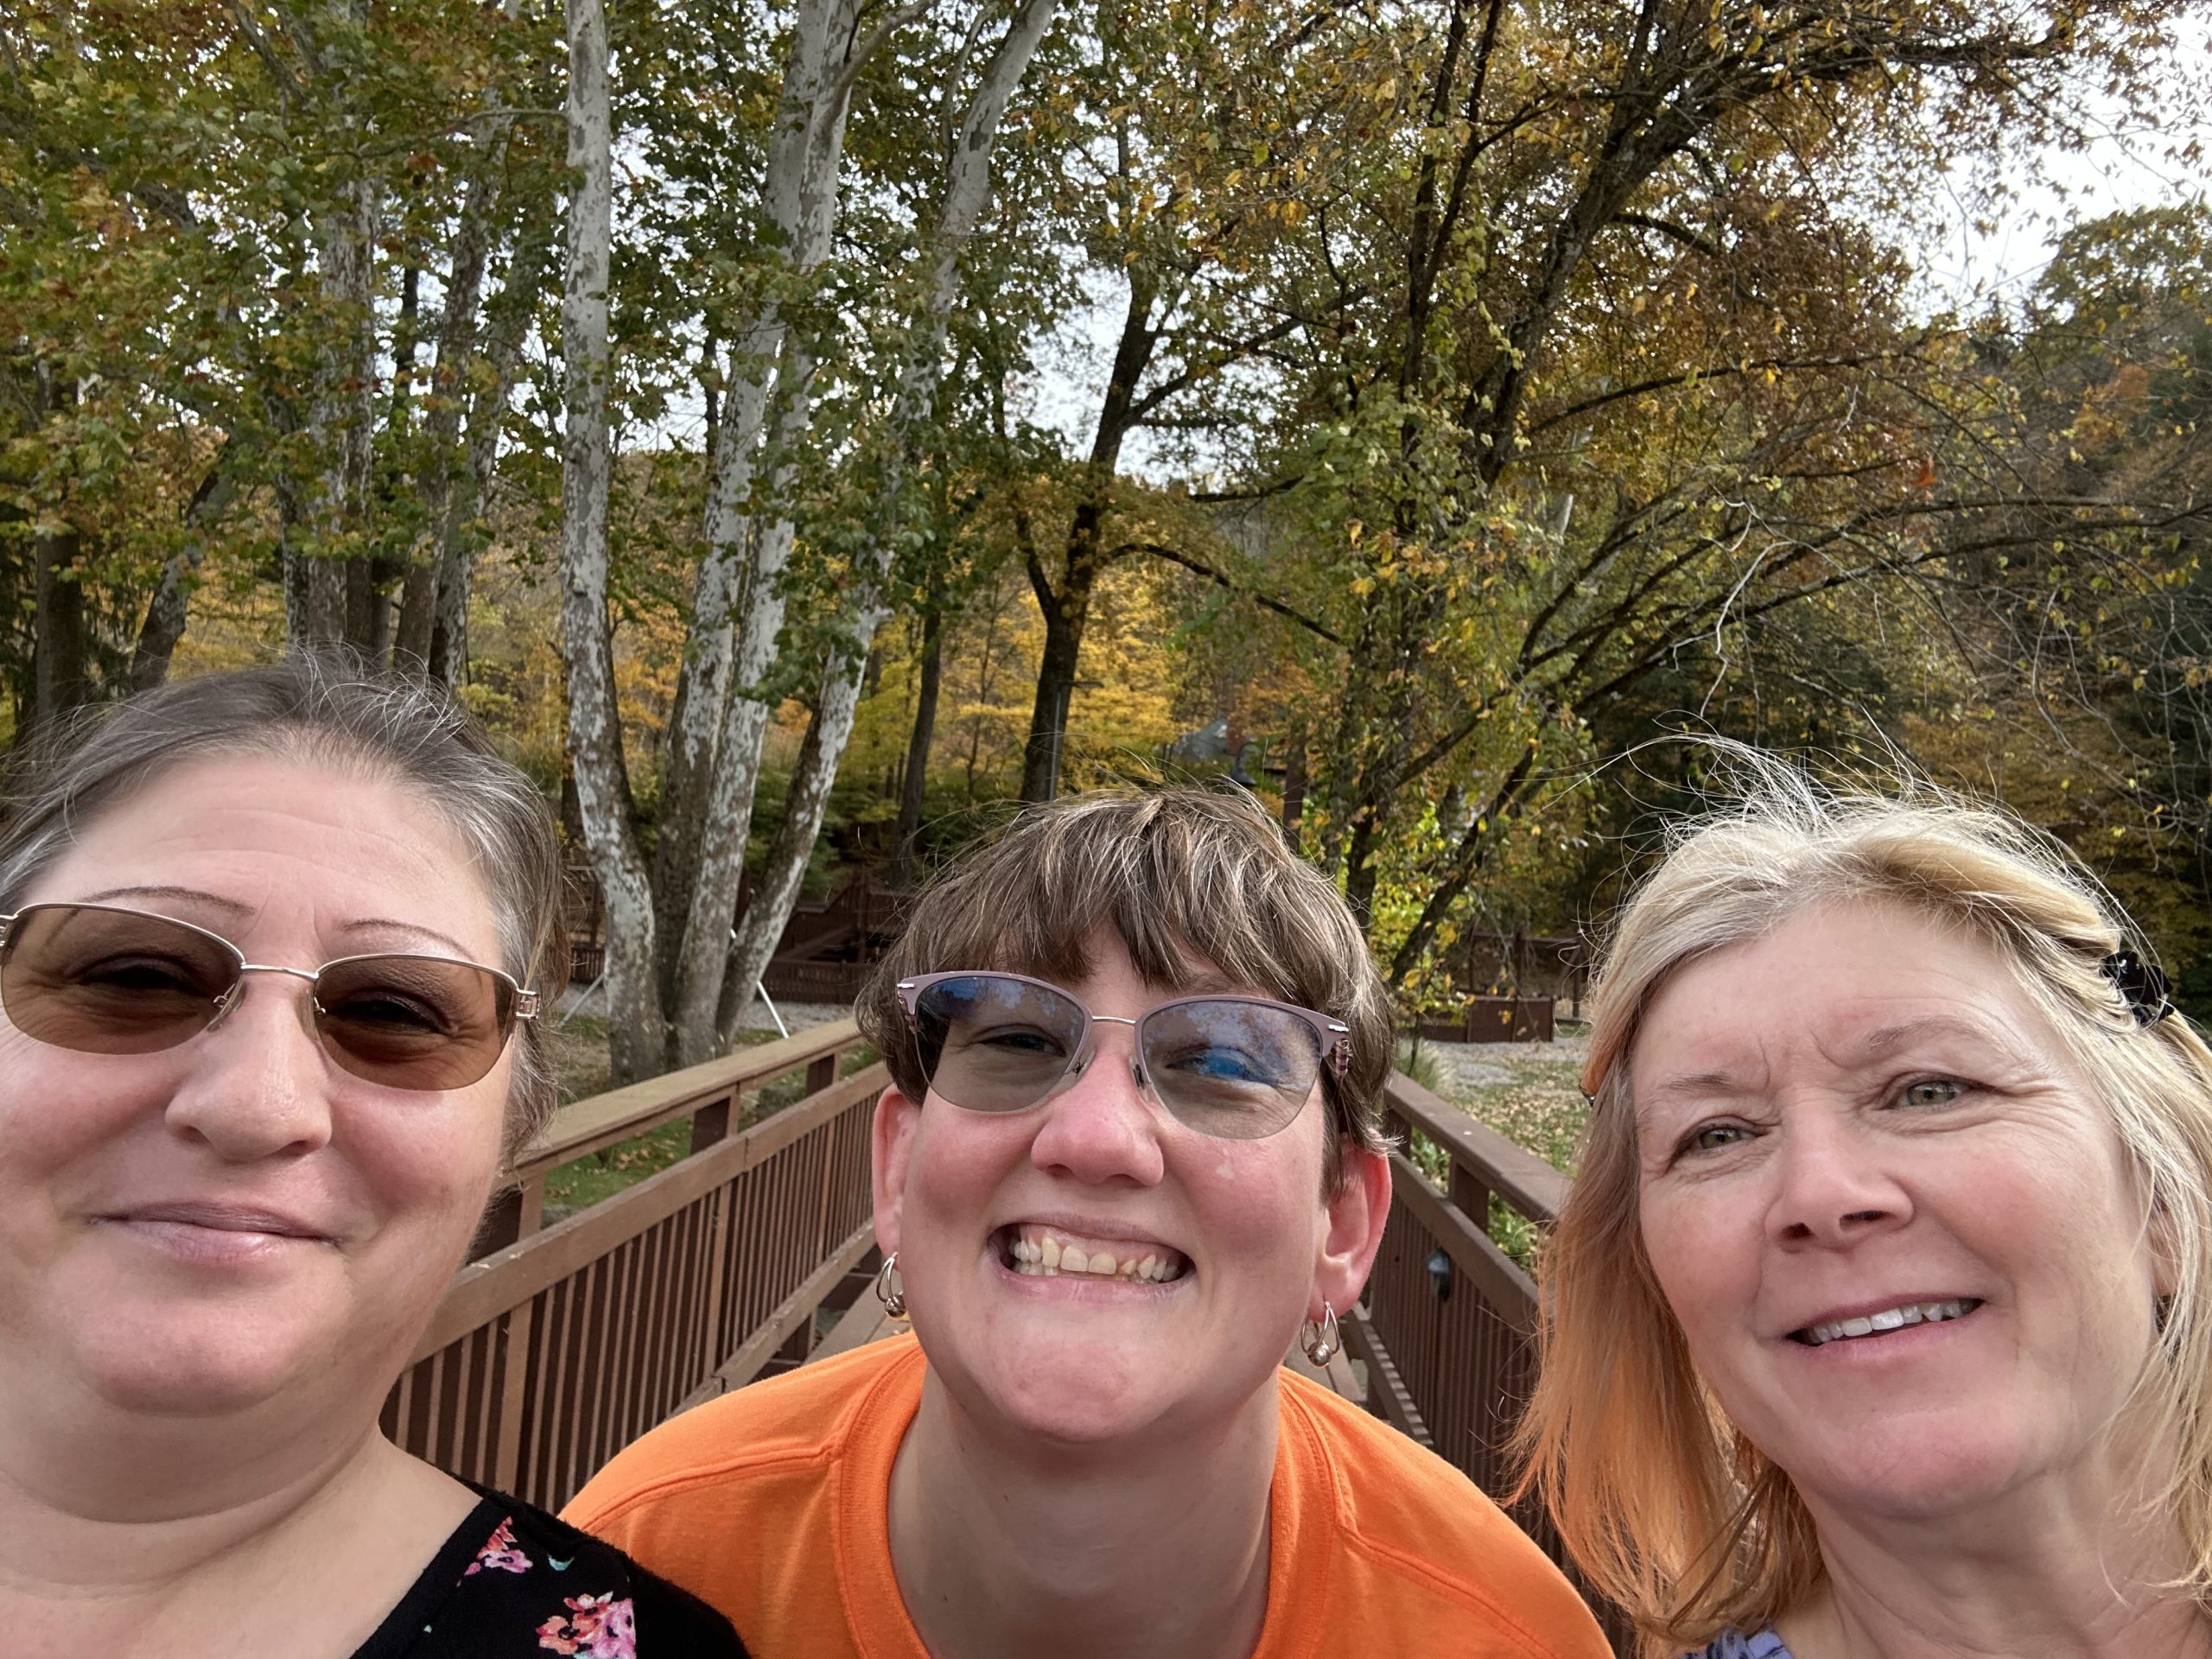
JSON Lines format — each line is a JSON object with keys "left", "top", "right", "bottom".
{"left": 1311, "top": 1142, "right": 1391, "bottom": 1319}
{"left": 872, "top": 1082, "right": 924, "bottom": 1256}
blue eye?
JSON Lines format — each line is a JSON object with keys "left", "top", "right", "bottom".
{"left": 1172, "top": 1046, "right": 1282, "bottom": 1086}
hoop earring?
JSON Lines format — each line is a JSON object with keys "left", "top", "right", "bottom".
{"left": 874, "top": 1250, "right": 906, "bottom": 1319}
{"left": 1301, "top": 1300, "right": 1339, "bottom": 1367}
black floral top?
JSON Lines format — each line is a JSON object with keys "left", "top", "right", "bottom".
{"left": 350, "top": 1491, "right": 748, "bottom": 1658}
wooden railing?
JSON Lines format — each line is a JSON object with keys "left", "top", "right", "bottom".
{"left": 1357, "top": 1072, "right": 1630, "bottom": 1650}
{"left": 381, "top": 1020, "right": 881, "bottom": 1510}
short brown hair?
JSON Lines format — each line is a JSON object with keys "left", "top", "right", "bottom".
{"left": 0, "top": 653, "right": 567, "bottom": 1163}
{"left": 856, "top": 786, "right": 1393, "bottom": 1183}
{"left": 1517, "top": 759, "right": 2212, "bottom": 1650}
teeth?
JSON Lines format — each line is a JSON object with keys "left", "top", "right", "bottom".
{"left": 1005, "top": 1226, "right": 1186, "bottom": 1283}
{"left": 1798, "top": 1299, "right": 1979, "bottom": 1347}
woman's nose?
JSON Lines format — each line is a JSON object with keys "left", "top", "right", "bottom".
{"left": 161, "top": 977, "right": 336, "bottom": 1160}
{"left": 1028, "top": 1031, "right": 1167, "bottom": 1186}
{"left": 1766, "top": 1110, "right": 1910, "bottom": 1248}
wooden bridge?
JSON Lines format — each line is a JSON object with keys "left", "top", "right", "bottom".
{"left": 385, "top": 1019, "right": 1620, "bottom": 1644}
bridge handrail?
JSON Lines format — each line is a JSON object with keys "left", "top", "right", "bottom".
{"left": 386, "top": 1034, "right": 885, "bottom": 1510}
{"left": 1382, "top": 1071, "right": 1567, "bottom": 1225}
{"left": 475, "top": 1018, "right": 870, "bottom": 1250}
{"left": 517, "top": 1019, "right": 865, "bottom": 1179}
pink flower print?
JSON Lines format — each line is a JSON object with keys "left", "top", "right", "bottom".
{"left": 465, "top": 1517, "right": 533, "bottom": 1577}
{"left": 537, "top": 1592, "right": 637, "bottom": 1658}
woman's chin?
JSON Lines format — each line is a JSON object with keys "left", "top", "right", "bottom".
{"left": 69, "top": 1308, "right": 346, "bottom": 1417}
{"left": 1793, "top": 1434, "right": 2037, "bottom": 1522}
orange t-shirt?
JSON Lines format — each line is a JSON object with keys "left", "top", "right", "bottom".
{"left": 565, "top": 1335, "right": 1609, "bottom": 1659}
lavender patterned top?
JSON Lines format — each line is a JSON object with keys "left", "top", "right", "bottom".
{"left": 1687, "top": 1632, "right": 1795, "bottom": 1659}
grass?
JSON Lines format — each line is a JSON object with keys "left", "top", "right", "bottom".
{"left": 537, "top": 1013, "right": 878, "bottom": 1221}
{"left": 1402, "top": 1024, "right": 1593, "bottom": 1271}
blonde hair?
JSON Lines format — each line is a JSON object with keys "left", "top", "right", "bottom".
{"left": 1517, "top": 758, "right": 2212, "bottom": 1652}
{"left": 855, "top": 785, "right": 1393, "bottom": 1186}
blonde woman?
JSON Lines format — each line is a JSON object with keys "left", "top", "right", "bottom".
{"left": 1520, "top": 766, "right": 2212, "bottom": 1659}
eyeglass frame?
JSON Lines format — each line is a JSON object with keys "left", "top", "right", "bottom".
{"left": 0, "top": 900, "right": 540, "bottom": 1043}
{"left": 893, "top": 968, "right": 1352, "bottom": 1120}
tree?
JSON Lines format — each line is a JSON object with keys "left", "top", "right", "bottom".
{"left": 1184, "top": 0, "right": 2212, "bottom": 977}
{"left": 555, "top": 0, "right": 1062, "bottom": 1075}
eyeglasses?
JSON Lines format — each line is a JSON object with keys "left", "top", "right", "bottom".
{"left": 894, "top": 970, "right": 1350, "bottom": 1141}
{"left": 0, "top": 902, "right": 538, "bottom": 1091}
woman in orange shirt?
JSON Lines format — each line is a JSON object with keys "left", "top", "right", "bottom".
{"left": 568, "top": 786, "right": 1609, "bottom": 1659}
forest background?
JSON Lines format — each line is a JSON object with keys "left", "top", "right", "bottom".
{"left": 7, "top": 0, "right": 2212, "bottom": 1088}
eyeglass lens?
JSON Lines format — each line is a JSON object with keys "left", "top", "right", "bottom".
{"left": 911, "top": 974, "right": 1326, "bottom": 1140}
{"left": 0, "top": 904, "right": 517, "bottom": 1090}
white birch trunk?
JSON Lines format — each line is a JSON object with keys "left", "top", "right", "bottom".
{"left": 715, "top": 0, "right": 1060, "bottom": 1044}
{"left": 655, "top": 0, "right": 855, "bottom": 887}
{"left": 662, "top": 0, "right": 870, "bottom": 1063}
{"left": 557, "top": 0, "right": 663, "bottom": 1082}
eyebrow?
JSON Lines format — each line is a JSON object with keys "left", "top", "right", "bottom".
{"left": 1643, "top": 1068, "right": 1747, "bottom": 1103}
{"left": 1642, "top": 1014, "right": 2034, "bottom": 1110}
{"left": 1855, "top": 1014, "right": 2016, "bottom": 1059}
{"left": 75, "top": 884, "right": 251, "bottom": 914}
{"left": 61, "top": 887, "right": 478, "bottom": 962}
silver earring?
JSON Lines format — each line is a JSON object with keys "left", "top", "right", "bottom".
{"left": 1301, "top": 1300, "right": 1339, "bottom": 1367}
{"left": 874, "top": 1250, "right": 906, "bottom": 1318}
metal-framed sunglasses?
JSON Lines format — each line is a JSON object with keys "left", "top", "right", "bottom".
{"left": 0, "top": 901, "right": 538, "bottom": 1091}
{"left": 894, "top": 969, "right": 1351, "bottom": 1141}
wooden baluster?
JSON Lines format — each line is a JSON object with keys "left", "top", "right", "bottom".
{"left": 806, "top": 1049, "right": 836, "bottom": 1096}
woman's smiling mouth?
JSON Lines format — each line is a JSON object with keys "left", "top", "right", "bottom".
{"left": 995, "top": 1224, "right": 1191, "bottom": 1284}
{"left": 1789, "top": 1297, "right": 1984, "bottom": 1347}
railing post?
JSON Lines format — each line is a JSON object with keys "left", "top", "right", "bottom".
{"left": 474, "top": 1174, "right": 545, "bottom": 1256}
{"left": 690, "top": 1086, "right": 734, "bottom": 1153}
{"left": 806, "top": 1051, "right": 836, "bottom": 1096}
{"left": 1449, "top": 1163, "right": 1494, "bottom": 1239}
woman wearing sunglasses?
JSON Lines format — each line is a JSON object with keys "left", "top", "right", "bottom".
{"left": 568, "top": 787, "right": 1609, "bottom": 1659}
{"left": 0, "top": 659, "right": 745, "bottom": 1657}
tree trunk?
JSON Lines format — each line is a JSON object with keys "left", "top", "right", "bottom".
{"left": 291, "top": 172, "right": 378, "bottom": 649}
{"left": 717, "top": 632, "right": 876, "bottom": 1045}
{"left": 889, "top": 603, "right": 944, "bottom": 886}
{"left": 396, "top": 30, "right": 525, "bottom": 677}
{"left": 430, "top": 224, "right": 556, "bottom": 686}
{"left": 655, "top": 0, "right": 863, "bottom": 1062}
{"left": 558, "top": 0, "right": 663, "bottom": 1084}
{"left": 1017, "top": 261, "right": 1156, "bottom": 801}
{"left": 715, "top": 0, "right": 1060, "bottom": 1041}
{"left": 31, "top": 522, "right": 91, "bottom": 736}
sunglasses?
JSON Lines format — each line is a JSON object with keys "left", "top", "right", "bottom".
{"left": 0, "top": 902, "right": 538, "bottom": 1091}
{"left": 895, "top": 970, "right": 1351, "bottom": 1141}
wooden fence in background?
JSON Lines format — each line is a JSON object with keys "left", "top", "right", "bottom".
{"left": 381, "top": 1021, "right": 880, "bottom": 1510}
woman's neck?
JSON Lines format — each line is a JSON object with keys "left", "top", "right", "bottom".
{"left": 0, "top": 1400, "right": 476, "bottom": 1659}
{"left": 888, "top": 1371, "right": 1280, "bottom": 1659}
{"left": 1783, "top": 1472, "right": 2211, "bottom": 1659}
